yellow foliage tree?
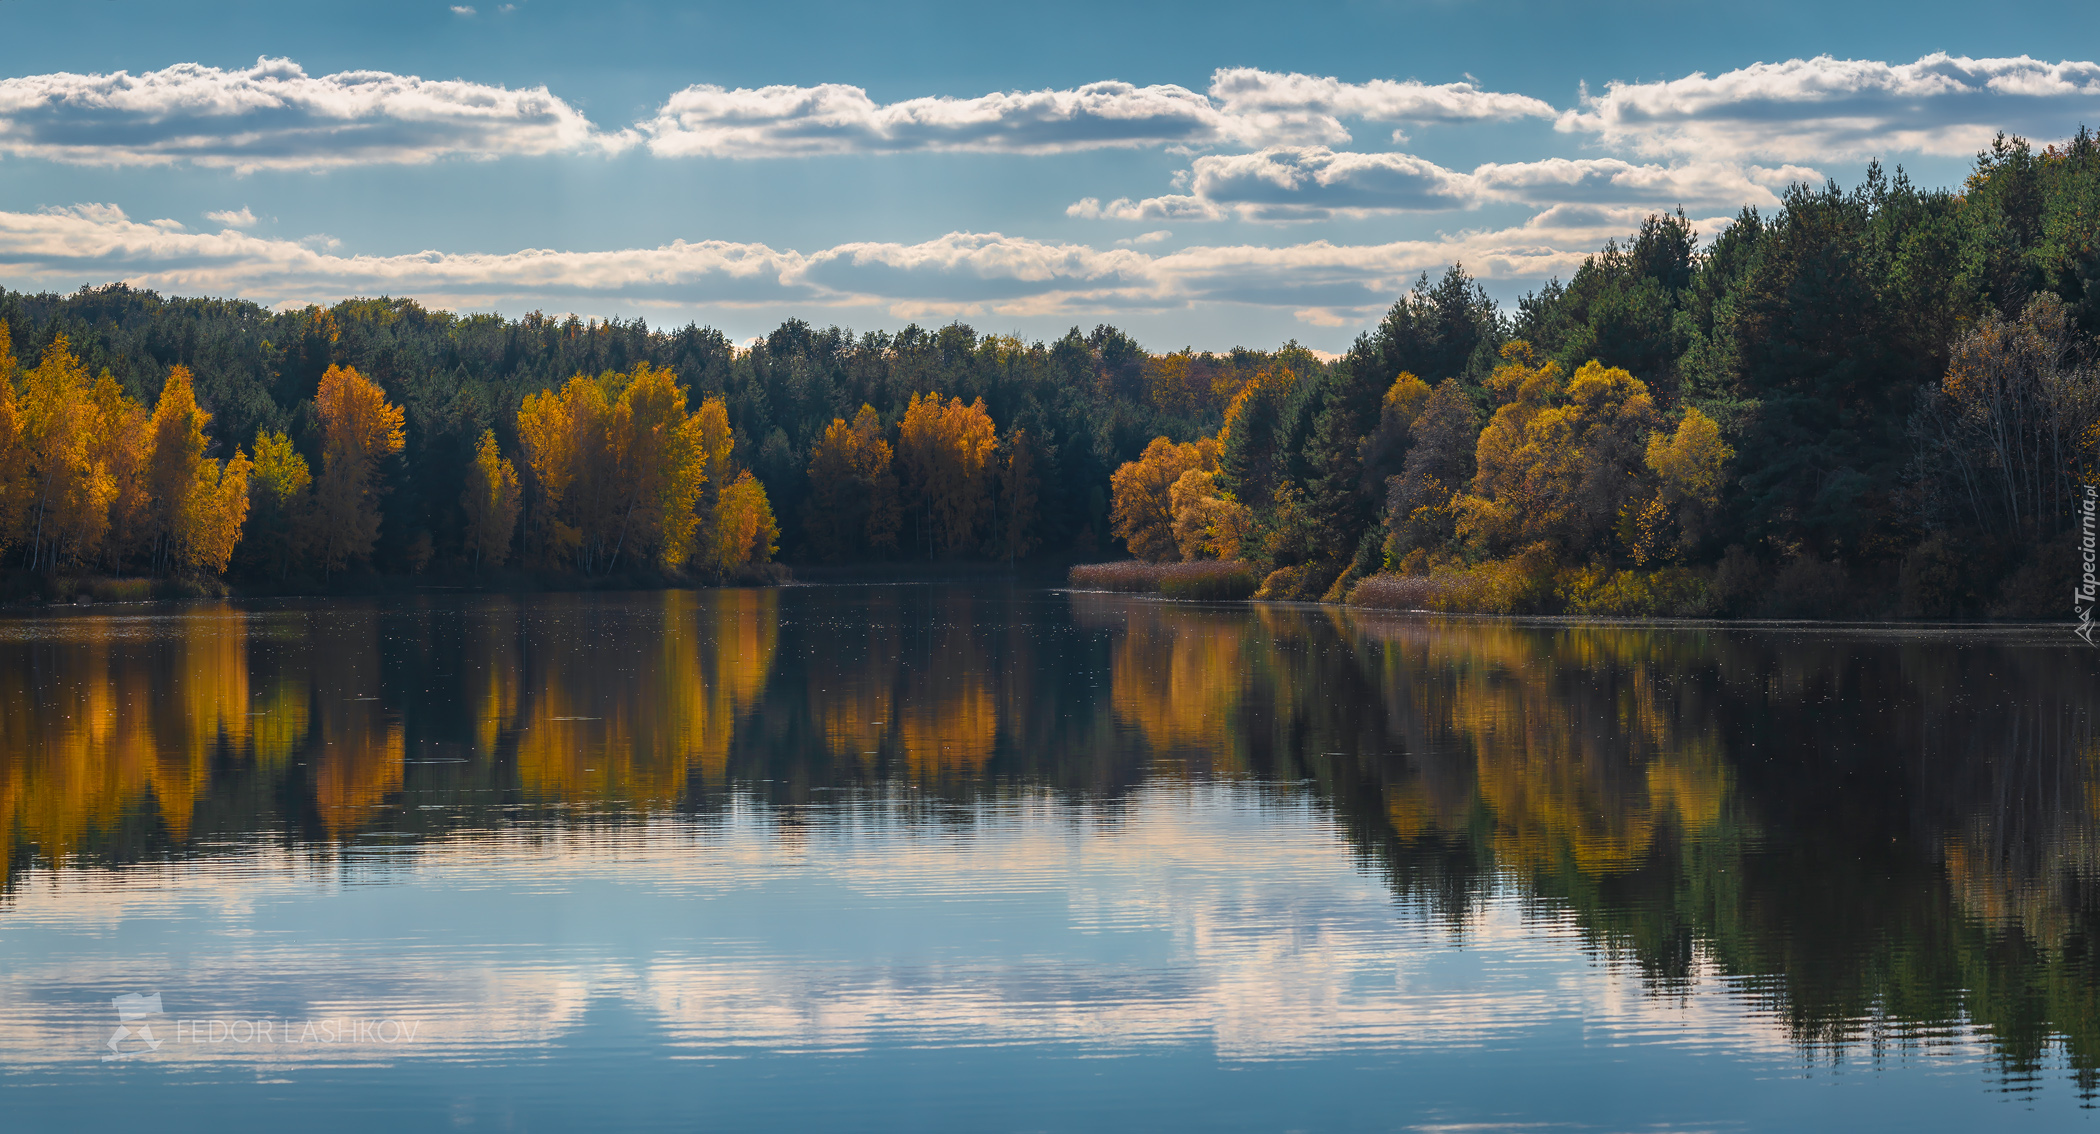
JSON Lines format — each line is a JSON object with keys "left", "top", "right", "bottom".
{"left": 1145, "top": 350, "right": 1198, "bottom": 415}
{"left": 139, "top": 365, "right": 213, "bottom": 572}
{"left": 1383, "top": 372, "right": 1434, "bottom": 425}
{"left": 897, "top": 392, "right": 997, "bottom": 557}
{"left": 246, "top": 430, "right": 312, "bottom": 578}
{"left": 709, "top": 470, "right": 779, "bottom": 577}
{"left": 19, "top": 335, "right": 115, "bottom": 571}
{"left": 691, "top": 393, "right": 736, "bottom": 560}
{"left": 0, "top": 321, "right": 20, "bottom": 555}
{"left": 1632, "top": 406, "right": 1734, "bottom": 564}
{"left": 179, "top": 448, "right": 252, "bottom": 574}
{"left": 612, "top": 363, "right": 708, "bottom": 571}
{"left": 1647, "top": 406, "right": 1732, "bottom": 507}
{"left": 695, "top": 394, "right": 736, "bottom": 498}
{"left": 516, "top": 379, "right": 581, "bottom": 565}
{"left": 1110, "top": 435, "right": 1212, "bottom": 562}
{"left": 462, "top": 429, "right": 523, "bottom": 570}
{"left": 311, "top": 364, "right": 406, "bottom": 575}
{"left": 1168, "top": 467, "right": 1253, "bottom": 561}
{"left": 516, "top": 366, "right": 709, "bottom": 574}
{"left": 805, "top": 404, "right": 901, "bottom": 562}
{"left": 1458, "top": 355, "right": 1659, "bottom": 559}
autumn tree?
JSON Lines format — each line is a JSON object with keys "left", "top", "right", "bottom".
{"left": 1914, "top": 292, "right": 2100, "bottom": 543}
{"left": 1216, "top": 367, "right": 1298, "bottom": 516}
{"left": 1145, "top": 350, "right": 1202, "bottom": 415}
{"left": 1458, "top": 350, "right": 1661, "bottom": 560}
{"left": 897, "top": 392, "right": 997, "bottom": 557}
{"left": 1385, "top": 378, "right": 1481, "bottom": 567}
{"left": 462, "top": 429, "right": 522, "bottom": 570}
{"left": 692, "top": 394, "right": 737, "bottom": 559}
{"left": 137, "top": 365, "right": 212, "bottom": 573}
{"left": 1633, "top": 407, "right": 1734, "bottom": 564}
{"left": 243, "top": 430, "right": 312, "bottom": 579}
{"left": 18, "top": 335, "right": 115, "bottom": 571}
{"left": 805, "top": 404, "right": 900, "bottom": 562}
{"left": 1110, "top": 436, "right": 1215, "bottom": 562}
{"left": 610, "top": 363, "right": 708, "bottom": 572}
{"left": 0, "top": 321, "right": 20, "bottom": 556}
{"left": 516, "top": 378, "right": 583, "bottom": 566}
{"left": 1359, "top": 372, "right": 1433, "bottom": 493}
{"left": 1169, "top": 467, "right": 1252, "bottom": 561}
{"left": 178, "top": 448, "right": 252, "bottom": 574}
{"left": 516, "top": 366, "right": 710, "bottom": 575}
{"left": 709, "top": 470, "right": 779, "bottom": 577}
{"left": 311, "top": 364, "right": 406, "bottom": 575}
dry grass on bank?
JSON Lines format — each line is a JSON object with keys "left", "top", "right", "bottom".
{"left": 1068, "top": 560, "right": 1260, "bottom": 601}
{"left": 1348, "top": 554, "right": 1717, "bottom": 617}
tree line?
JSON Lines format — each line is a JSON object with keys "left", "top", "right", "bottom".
{"left": 1110, "top": 130, "right": 2100, "bottom": 618}
{"left": 0, "top": 282, "right": 1317, "bottom": 588}
{"left": 1, "top": 130, "right": 2097, "bottom": 612}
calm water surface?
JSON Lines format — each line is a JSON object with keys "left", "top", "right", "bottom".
{"left": 1, "top": 585, "right": 2096, "bottom": 1130}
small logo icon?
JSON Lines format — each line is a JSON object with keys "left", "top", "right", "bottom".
{"left": 103, "top": 992, "right": 164, "bottom": 1062}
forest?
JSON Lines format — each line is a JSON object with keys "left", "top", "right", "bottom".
{"left": 0, "top": 129, "right": 2097, "bottom": 617}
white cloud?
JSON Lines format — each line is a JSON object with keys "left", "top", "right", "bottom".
{"left": 0, "top": 57, "right": 621, "bottom": 171}
{"left": 1116, "top": 230, "right": 1173, "bottom": 247}
{"left": 0, "top": 203, "right": 804, "bottom": 308}
{"left": 1067, "top": 195, "right": 1226, "bottom": 222}
{"left": 0, "top": 201, "right": 1712, "bottom": 321}
{"left": 1181, "top": 147, "right": 1480, "bottom": 220}
{"left": 450, "top": 5, "right": 476, "bottom": 14}
{"left": 204, "top": 207, "right": 256, "bottom": 228}
{"left": 1074, "top": 150, "right": 1819, "bottom": 222}
{"left": 640, "top": 80, "right": 1231, "bottom": 158}
{"left": 637, "top": 68, "right": 1556, "bottom": 158}
{"left": 1557, "top": 53, "right": 2100, "bottom": 161}
{"left": 2, "top": 54, "right": 2090, "bottom": 174}
{"left": 1467, "top": 157, "right": 1818, "bottom": 209}
{"left": 1206, "top": 68, "right": 1556, "bottom": 146}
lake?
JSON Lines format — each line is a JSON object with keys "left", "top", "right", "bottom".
{"left": 0, "top": 585, "right": 2095, "bottom": 1131}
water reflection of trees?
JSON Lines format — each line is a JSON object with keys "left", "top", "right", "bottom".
{"left": 1090, "top": 599, "right": 2100, "bottom": 1092}
{"left": 2, "top": 589, "right": 2097, "bottom": 1087}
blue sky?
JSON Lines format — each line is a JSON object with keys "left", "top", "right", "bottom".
{"left": 1, "top": 0, "right": 2096, "bottom": 351}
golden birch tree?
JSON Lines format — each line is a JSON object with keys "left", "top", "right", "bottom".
{"left": 461, "top": 429, "right": 522, "bottom": 570}
{"left": 311, "top": 364, "right": 405, "bottom": 575}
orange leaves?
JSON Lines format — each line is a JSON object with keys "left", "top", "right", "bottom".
{"left": 19, "top": 335, "right": 118, "bottom": 570}
{"left": 897, "top": 391, "right": 998, "bottom": 556}
{"left": 311, "top": 365, "right": 406, "bottom": 573}
{"left": 0, "top": 325, "right": 20, "bottom": 555}
{"left": 1217, "top": 366, "right": 1297, "bottom": 451}
{"left": 315, "top": 364, "right": 406, "bottom": 471}
{"left": 617, "top": 363, "right": 709, "bottom": 570}
{"left": 517, "top": 366, "right": 721, "bottom": 574}
{"left": 694, "top": 394, "right": 735, "bottom": 495}
{"left": 1110, "top": 436, "right": 1213, "bottom": 563}
{"left": 1169, "top": 467, "right": 1251, "bottom": 562}
{"left": 179, "top": 449, "right": 251, "bottom": 574}
{"left": 805, "top": 404, "right": 901, "bottom": 561}
{"left": 0, "top": 329, "right": 254, "bottom": 577}
{"left": 143, "top": 366, "right": 252, "bottom": 574}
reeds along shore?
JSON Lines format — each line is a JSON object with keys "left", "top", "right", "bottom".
{"left": 1068, "top": 561, "right": 1260, "bottom": 601}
